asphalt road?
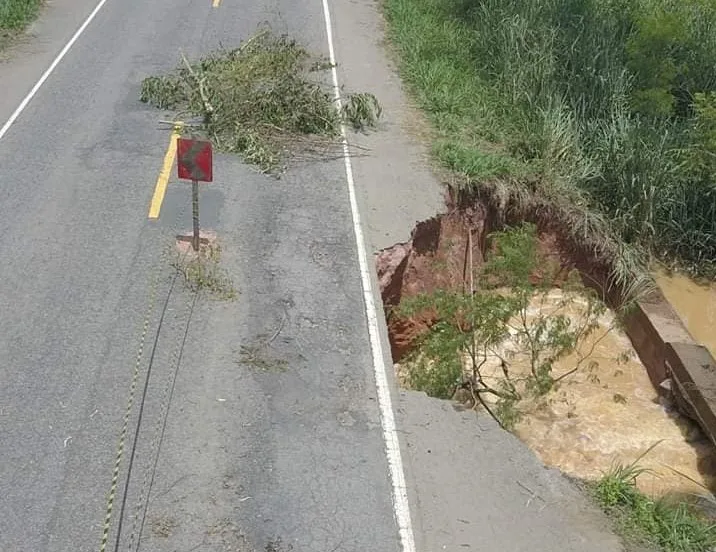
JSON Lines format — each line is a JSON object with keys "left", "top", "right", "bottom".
{"left": 0, "top": 1, "right": 401, "bottom": 551}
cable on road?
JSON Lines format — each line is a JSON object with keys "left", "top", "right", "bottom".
{"left": 98, "top": 127, "right": 195, "bottom": 552}
{"left": 111, "top": 270, "right": 179, "bottom": 552}
{"left": 128, "top": 286, "right": 199, "bottom": 552}
{"left": 98, "top": 244, "right": 172, "bottom": 552}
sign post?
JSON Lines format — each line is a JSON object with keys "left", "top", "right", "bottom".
{"left": 191, "top": 179, "right": 200, "bottom": 251}
{"left": 177, "top": 137, "right": 213, "bottom": 251}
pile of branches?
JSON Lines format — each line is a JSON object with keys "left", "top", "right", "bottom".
{"left": 140, "top": 29, "right": 381, "bottom": 174}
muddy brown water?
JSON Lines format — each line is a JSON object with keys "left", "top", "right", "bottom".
{"left": 477, "top": 289, "right": 716, "bottom": 498}
{"left": 656, "top": 271, "right": 716, "bottom": 360}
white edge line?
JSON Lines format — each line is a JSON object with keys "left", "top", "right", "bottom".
{"left": 319, "top": 2, "right": 417, "bottom": 552}
{"left": 1, "top": 0, "right": 417, "bottom": 544}
{"left": 0, "top": 0, "right": 111, "bottom": 142}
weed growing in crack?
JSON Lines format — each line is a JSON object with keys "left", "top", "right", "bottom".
{"left": 140, "top": 27, "right": 382, "bottom": 174}
{"left": 238, "top": 344, "right": 288, "bottom": 372}
{"left": 237, "top": 314, "right": 289, "bottom": 371}
{"left": 173, "top": 245, "right": 236, "bottom": 300}
{"left": 266, "top": 537, "right": 293, "bottom": 552}
{"left": 150, "top": 516, "right": 178, "bottom": 538}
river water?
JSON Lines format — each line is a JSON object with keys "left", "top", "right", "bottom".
{"left": 656, "top": 271, "right": 716, "bottom": 359}
{"left": 477, "top": 289, "right": 716, "bottom": 498}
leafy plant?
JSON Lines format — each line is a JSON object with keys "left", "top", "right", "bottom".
{"left": 495, "top": 393, "right": 521, "bottom": 431}
{"left": 342, "top": 92, "right": 383, "bottom": 131}
{"left": 398, "top": 223, "right": 611, "bottom": 429}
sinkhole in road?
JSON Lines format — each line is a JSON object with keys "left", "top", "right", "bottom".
{"left": 376, "top": 201, "right": 716, "bottom": 501}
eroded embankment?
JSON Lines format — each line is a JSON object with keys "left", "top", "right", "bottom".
{"left": 377, "top": 203, "right": 716, "bottom": 498}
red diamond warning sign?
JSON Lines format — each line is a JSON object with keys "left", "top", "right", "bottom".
{"left": 177, "top": 137, "right": 213, "bottom": 182}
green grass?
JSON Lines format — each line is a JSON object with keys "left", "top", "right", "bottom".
{"left": 592, "top": 463, "right": 716, "bottom": 551}
{"left": 383, "top": 0, "right": 510, "bottom": 180}
{"left": 0, "top": 0, "right": 41, "bottom": 29}
{"left": 383, "top": 0, "right": 716, "bottom": 276}
{"left": 0, "top": 0, "right": 42, "bottom": 48}
{"left": 172, "top": 245, "right": 237, "bottom": 300}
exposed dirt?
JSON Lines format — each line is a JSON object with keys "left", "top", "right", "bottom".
{"left": 376, "top": 203, "right": 574, "bottom": 362}
{"left": 377, "top": 208, "right": 484, "bottom": 362}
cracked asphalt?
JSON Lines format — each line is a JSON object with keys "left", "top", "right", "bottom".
{"left": 0, "top": 0, "right": 627, "bottom": 551}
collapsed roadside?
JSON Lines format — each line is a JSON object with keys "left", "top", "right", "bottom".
{"left": 379, "top": 0, "right": 716, "bottom": 550}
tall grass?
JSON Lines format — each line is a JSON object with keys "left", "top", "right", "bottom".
{"left": 0, "top": 0, "right": 42, "bottom": 30}
{"left": 593, "top": 461, "right": 716, "bottom": 551}
{"left": 385, "top": 0, "right": 716, "bottom": 275}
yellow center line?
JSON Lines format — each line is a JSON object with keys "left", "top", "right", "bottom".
{"left": 212, "top": 0, "right": 221, "bottom": 7}
{"left": 148, "top": 124, "right": 183, "bottom": 220}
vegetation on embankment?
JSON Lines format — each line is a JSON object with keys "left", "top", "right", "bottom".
{"left": 0, "top": 0, "right": 42, "bottom": 48}
{"left": 384, "top": 0, "right": 716, "bottom": 278}
{"left": 592, "top": 459, "right": 716, "bottom": 551}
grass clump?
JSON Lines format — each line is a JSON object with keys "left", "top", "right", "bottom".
{"left": 592, "top": 460, "right": 716, "bottom": 551}
{"left": 0, "top": 0, "right": 41, "bottom": 29}
{"left": 140, "top": 28, "right": 381, "bottom": 174}
{"left": 384, "top": 0, "right": 716, "bottom": 276}
{"left": 173, "top": 245, "right": 236, "bottom": 300}
{"left": 238, "top": 343, "right": 288, "bottom": 372}
{"left": 0, "top": 0, "right": 42, "bottom": 48}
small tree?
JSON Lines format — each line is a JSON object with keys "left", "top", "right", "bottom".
{"left": 398, "top": 223, "right": 611, "bottom": 429}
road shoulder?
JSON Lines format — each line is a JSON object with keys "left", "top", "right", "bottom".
{"left": 328, "top": 0, "right": 627, "bottom": 550}
{"left": 0, "top": 0, "right": 100, "bottom": 130}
